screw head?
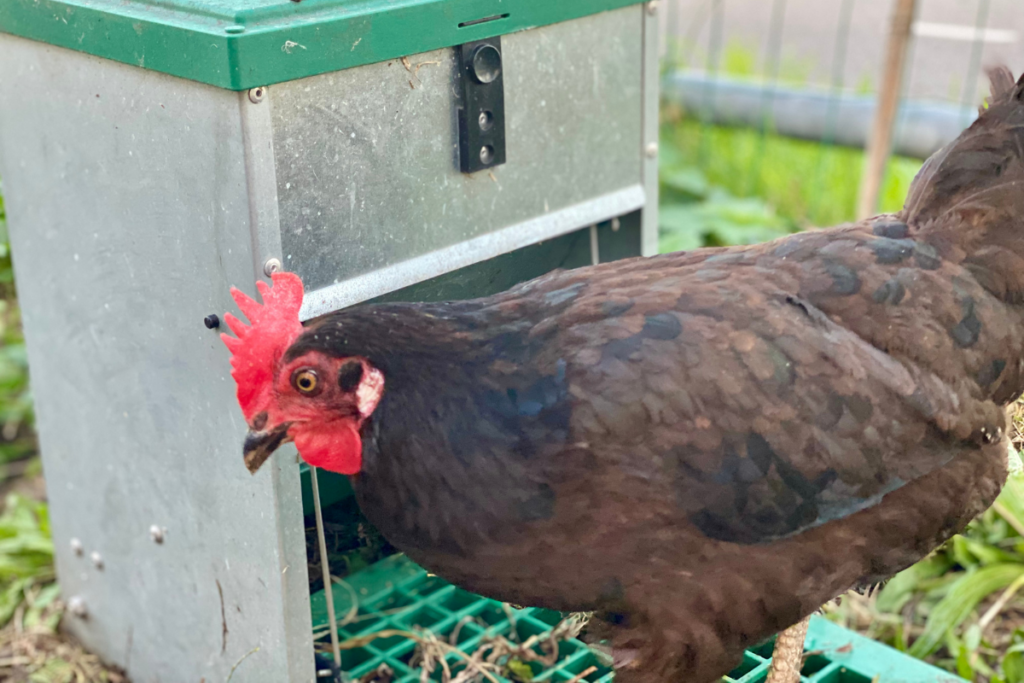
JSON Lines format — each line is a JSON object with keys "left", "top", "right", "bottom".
{"left": 150, "top": 525, "right": 165, "bottom": 544}
{"left": 90, "top": 552, "right": 104, "bottom": 569}
{"left": 470, "top": 45, "right": 502, "bottom": 84}
{"left": 479, "top": 145, "right": 495, "bottom": 165}
{"left": 645, "top": 142, "right": 658, "bottom": 158}
{"left": 646, "top": 0, "right": 658, "bottom": 15}
{"left": 611, "top": 217, "right": 621, "bottom": 232}
{"left": 70, "top": 538, "right": 83, "bottom": 556}
{"left": 263, "top": 258, "right": 283, "bottom": 277}
{"left": 68, "top": 596, "right": 88, "bottom": 618}
{"left": 203, "top": 314, "right": 221, "bottom": 330}
{"left": 478, "top": 110, "right": 494, "bottom": 131}
{"left": 248, "top": 87, "right": 266, "bottom": 104}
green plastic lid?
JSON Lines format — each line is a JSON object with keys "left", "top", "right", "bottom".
{"left": 0, "top": 0, "right": 644, "bottom": 91}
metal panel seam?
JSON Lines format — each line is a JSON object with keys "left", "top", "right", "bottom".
{"left": 239, "top": 88, "right": 316, "bottom": 683}
{"left": 640, "top": 2, "right": 660, "bottom": 257}
{"left": 239, "top": 87, "right": 283, "bottom": 283}
{"left": 299, "top": 184, "right": 646, "bottom": 319}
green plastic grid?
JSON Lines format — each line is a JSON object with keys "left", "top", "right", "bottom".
{"left": 310, "top": 554, "right": 965, "bottom": 683}
{"left": 299, "top": 462, "right": 351, "bottom": 516}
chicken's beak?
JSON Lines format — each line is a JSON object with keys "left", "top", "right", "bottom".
{"left": 243, "top": 423, "right": 293, "bottom": 474}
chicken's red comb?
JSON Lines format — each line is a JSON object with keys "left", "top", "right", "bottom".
{"left": 221, "top": 272, "right": 305, "bottom": 419}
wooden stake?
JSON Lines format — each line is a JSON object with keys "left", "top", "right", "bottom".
{"left": 856, "top": 0, "right": 917, "bottom": 220}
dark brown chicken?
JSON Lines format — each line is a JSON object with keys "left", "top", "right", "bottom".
{"left": 224, "top": 68, "right": 1024, "bottom": 682}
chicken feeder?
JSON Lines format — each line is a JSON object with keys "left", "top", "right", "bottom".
{"left": 0, "top": 1, "right": 659, "bottom": 680}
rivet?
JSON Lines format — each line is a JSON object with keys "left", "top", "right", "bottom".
{"left": 611, "top": 217, "right": 621, "bottom": 232}
{"left": 90, "top": 551, "right": 104, "bottom": 569}
{"left": 70, "top": 538, "right": 83, "bottom": 556}
{"left": 150, "top": 525, "right": 165, "bottom": 544}
{"left": 68, "top": 596, "right": 88, "bottom": 619}
{"left": 478, "top": 110, "right": 494, "bottom": 131}
{"left": 647, "top": 0, "right": 658, "bottom": 14}
{"left": 263, "top": 258, "right": 283, "bottom": 276}
{"left": 645, "top": 142, "right": 658, "bottom": 158}
{"left": 248, "top": 86, "right": 266, "bottom": 104}
{"left": 203, "top": 314, "right": 220, "bottom": 330}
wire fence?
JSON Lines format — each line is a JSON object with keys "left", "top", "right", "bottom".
{"left": 655, "top": 0, "right": 1024, "bottom": 238}
{"left": 662, "top": 0, "right": 1022, "bottom": 107}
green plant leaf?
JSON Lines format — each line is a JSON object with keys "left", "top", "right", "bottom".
{"left": 506, "top": 658, "right": 534, "bottom": 682}
{"left": 0, "top": 576, "right": 29, "bottom": 627}
{"left": 998, "top": 474, "right": 1024, "bottom": 532}
{"left": 876, "top": 554, "right": 953, "bottom": 613}
{"left": 956, "top": 645, "right": 975, "bottom": 680}
{"left": 28, "top": 657, "right": 75, "bottom": 683}
{"left": 658, "top": 205, "right": 707, "bottom": 252}
{"left": 963, "top": 535, "right": 1019, "bottom": 566}
{"left": 910, "top": 563, "right": 1024, "bottom": 658}
{"left": 1004, "top": 651, "right": 1024, "bottom": 683}
{"left": 23, "top": 581, "right": 61, "bottom": 631}
{"left": 660, "top": 167, "right": 710, "bottom": 198}
{"left": 659, "top": 191, "right": 794, "bottom": 254}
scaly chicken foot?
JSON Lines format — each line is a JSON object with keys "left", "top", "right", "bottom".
{"left": 764, "top": 615, "right": 811, "bottom": 683}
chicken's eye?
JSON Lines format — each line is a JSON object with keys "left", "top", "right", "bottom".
{"left": 291, "top": 368, "right": 322, "bottom": 396}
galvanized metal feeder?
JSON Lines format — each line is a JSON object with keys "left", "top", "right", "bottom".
{"left": 0, "top": 1, "right": 659, "bottom": 680}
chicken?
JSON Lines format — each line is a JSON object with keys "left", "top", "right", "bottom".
{"left": 222, "top": 67, "right": 1024, "bottom": 683}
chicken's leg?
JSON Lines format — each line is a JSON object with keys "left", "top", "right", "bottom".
{"left": 764, "top": 616, "right": 810, "bottom": 683}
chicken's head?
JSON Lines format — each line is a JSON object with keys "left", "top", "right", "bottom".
{"left": 221, "top": 272, "right": 384, "bottom": 475}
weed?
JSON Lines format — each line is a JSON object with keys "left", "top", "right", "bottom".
{"left": 658, "top": 118, "right": 922, "bottom": 241}
{"left": 0, "top": 185, "right": 35, "bottom": 473}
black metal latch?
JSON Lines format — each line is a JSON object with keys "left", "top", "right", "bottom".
{"left": 456, "top": 37, "right": 506, "bottom": 174}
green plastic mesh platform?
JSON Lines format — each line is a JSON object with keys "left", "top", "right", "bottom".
{"left": 310, "top": 555, "right": 963, "bottom": 683}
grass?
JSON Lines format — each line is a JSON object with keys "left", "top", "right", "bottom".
{"left": 0, "top": 190, "right": 36, "bottom": 477}
{"left": 657, "top": 110, "right": 923, "bottom": 248}
{"left": 0, "top": 488, "right": 125, "bottom": 681}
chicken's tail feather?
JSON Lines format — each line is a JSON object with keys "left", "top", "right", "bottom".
{"left": 983, "top": 66, "right": 1023, "bottom": 111}
{"left": 903, "top": 66, "right": 1024, "bottom": 224}
{"left": 900, "top": 67, "right": 1024, "bottom": 301}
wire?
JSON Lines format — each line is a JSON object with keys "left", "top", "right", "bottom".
{"left": 311, "top": 466, "right": 342, "bottom": 666}
{"left": 698, "top": 0, "right": 726, "bottom": 167}
{"left": 809, "top": 0, "right": 855, "bottom": 224}
{"left": 749, "top": 0, "right": 788, "bottom": 196}
{"left": 960, "top": 0, "right": 991, "bottom": 127}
